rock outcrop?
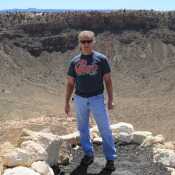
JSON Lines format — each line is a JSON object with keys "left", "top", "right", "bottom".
{"left": 3, "top": 166, "right": 40, "bottom": 175}
{"left": 0, "top": 11, "right": 175, "bottom": 57}
{"left": 0, "top": 122, "right": 175, "bottom": 175}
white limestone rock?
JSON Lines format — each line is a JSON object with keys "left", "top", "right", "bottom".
{"left": 90, "top": 127, "right": 102, "bottom": 141}
{"left": 19, "top": 129, "right": 61, "bottom": 148}
{"left": 153, "top": 148, "right": 175, "bottom": 168}
{"left": 132, "top": 131, "right": 152, "bottom": 144}
{"left": 141, "top": 134, "right": 165, "bottom": 147}
{"left": 93, "top": 137, "right": 103, "bottom": 145}
{"left": 19, "top": 129, "right": 62, "bottom": 166}
{"left": 110, "top": 122, "right": 134, "bottom": 134}
{"left": 2, "top": 140, "right": 49, "bottom": 167}
{"left": 166, "top": 167, "right": 175, "bottom": 175}
{"left": 118, "top": 132, "right": 133, "bottom": 143}
{"left": 3, "top": 166, "right": 40, "bottom": 175}
{"left": 31, "top": 161, "right": 54, "bottom": 175}
{"left": 171, "top": 169, "right": 175, "bottom": 175}
{"left": 90, "top": 126, "right": 98, "bottom": 133}
{"left": 91, "top": 131, "right": 100, "bottom": 140}
{"left": 2, "top": 148, "right": 33, "bottom": 167}
{"left": 60, "top": 131, "right": 80, "bottom": 145}
{"left": 21, "top": 141, "right": 48, "bottom": 162}
{"left": 154, "top": 135, "right": 165, "bottom": 144}
{"left": 18, "top": 129, "right": 39, "bottom": 144}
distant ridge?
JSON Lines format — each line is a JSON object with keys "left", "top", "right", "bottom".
{"left": 0, "top": 8, "right": 114, "bottom": 13}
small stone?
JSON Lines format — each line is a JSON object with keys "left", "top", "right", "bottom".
{"left": 93, "top": 137, "right": 103, "bottom": 145}
{"left": 132, "top": 131, "right": 152, "bottom": 144}
{"left": 164, "top": 142, "right": 175, "bottom": 150}
{"left": 59, "top": 153, "right": 71, "bottom": 166}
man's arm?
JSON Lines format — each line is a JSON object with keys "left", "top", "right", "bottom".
{"left": 103, "top": 73, "right": 113, "bottom": 110}
{"left": 65, "top": 76, "right": 75, "bottom": 116}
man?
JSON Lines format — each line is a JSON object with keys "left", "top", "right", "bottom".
{"left": 65, "top": 30, "right": 116, "bottom": 171}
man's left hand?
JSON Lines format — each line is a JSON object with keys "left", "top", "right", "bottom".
{"left": 108, "top": 100, "right": 114, "bottom": 110}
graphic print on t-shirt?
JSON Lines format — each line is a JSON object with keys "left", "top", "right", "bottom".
{"left": 75, "top": 59, "right": 98, "bottom": 76}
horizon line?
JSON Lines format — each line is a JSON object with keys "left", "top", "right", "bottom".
{"left": 0, "top": 8, "right": 174, "bottom": 12}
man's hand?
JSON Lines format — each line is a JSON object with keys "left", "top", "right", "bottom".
{"left": 103, "top": 73, "right": 114, "bottom": 110}
{"left": 65, "top": 102, "right": 73, "bottom": 119}
{"left": 65, "top": 76, "right": 75, "bottom": 118}
{"left": 108, "top": 99, "right": 114, "bottom": 110}
{"left": 65, "top": 103, "right": 70, "bottom": 115}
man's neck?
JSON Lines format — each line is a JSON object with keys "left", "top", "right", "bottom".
{"left": 81, "top": 50, "right": 93, "bottom": 55}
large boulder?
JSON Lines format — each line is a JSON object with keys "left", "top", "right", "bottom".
{"left": 3, "top": 166, "right": 40, "bottom": 175}
{"left": 110, "top": 122, "right": 134, "bottom": 143}
{"left": 21, "top": 141, "right": 48, "bottom": 162}
{"left": 31, "top": 161, "right": 54, "bottom": 175}
{"left": 19, "top": 129, "right": 62, "bottom": 166}
{"left": 2, "top": 148, "right": 33, "bottom": 167}
{"left": 110, "top": 122, "right": 134, "bottom": 134}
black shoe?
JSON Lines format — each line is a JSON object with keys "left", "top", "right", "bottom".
{"left": 104, "top": 160, "right": 115, "bottom": 171}
{"left": 80, "top": 155, "right": 94, "bottom": 166}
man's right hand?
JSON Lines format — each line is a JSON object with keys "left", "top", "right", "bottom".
{"left": 65, "top": 76, "right": 75, "bottom": 118}
{"left": 65, "top": 103, "right": 71, "bottom": 117}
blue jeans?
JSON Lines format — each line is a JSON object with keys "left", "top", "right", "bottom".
{"left": 74, "top": 94, "right": 117, "bottom": 160}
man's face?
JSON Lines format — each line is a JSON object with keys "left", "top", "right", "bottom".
{"left": 79, "top": 37, "right": 94, "bottom": 55}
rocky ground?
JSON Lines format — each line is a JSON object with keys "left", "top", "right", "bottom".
{"left": 59, "top": 144, "right": 171, "bottom": 175}
{"left": 1, "top": 124, "right": 174, "bottom": 175}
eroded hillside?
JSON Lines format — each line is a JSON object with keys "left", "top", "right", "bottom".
{"left": 0, "top": 10, "right": 175, "bottom": 142}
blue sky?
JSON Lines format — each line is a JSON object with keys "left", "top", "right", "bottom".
{"left": 0, "top": 0, "right": 174, "bottom": 11}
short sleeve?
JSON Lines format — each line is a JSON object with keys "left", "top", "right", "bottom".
{"left": 67, "top": 61, "right": 76, "bottom": 78}
{"left": 101, "top": 58, "right": 111, "bottom": 76}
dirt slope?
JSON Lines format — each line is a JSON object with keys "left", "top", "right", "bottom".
{"left": 0, "top": 11, "right": 175, "bottom": 143}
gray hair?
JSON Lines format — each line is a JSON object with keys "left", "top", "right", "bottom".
{"left": 78, "top": 30, "right": 95, "bottom": 42}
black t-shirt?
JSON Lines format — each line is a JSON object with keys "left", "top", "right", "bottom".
{"left": 67, "top": 51, "right": 111, "bottom": 97}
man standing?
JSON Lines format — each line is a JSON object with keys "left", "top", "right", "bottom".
{"left": 65, "top": 31, "right": 116, "bottom": 171}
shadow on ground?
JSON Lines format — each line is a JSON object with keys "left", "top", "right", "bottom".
{"left": 70, "top": 164, "right": 113, "bottom": 175}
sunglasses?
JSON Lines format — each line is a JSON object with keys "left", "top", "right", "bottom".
{"left": 80, "top": 40, "right": 93, "bottom": 44}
